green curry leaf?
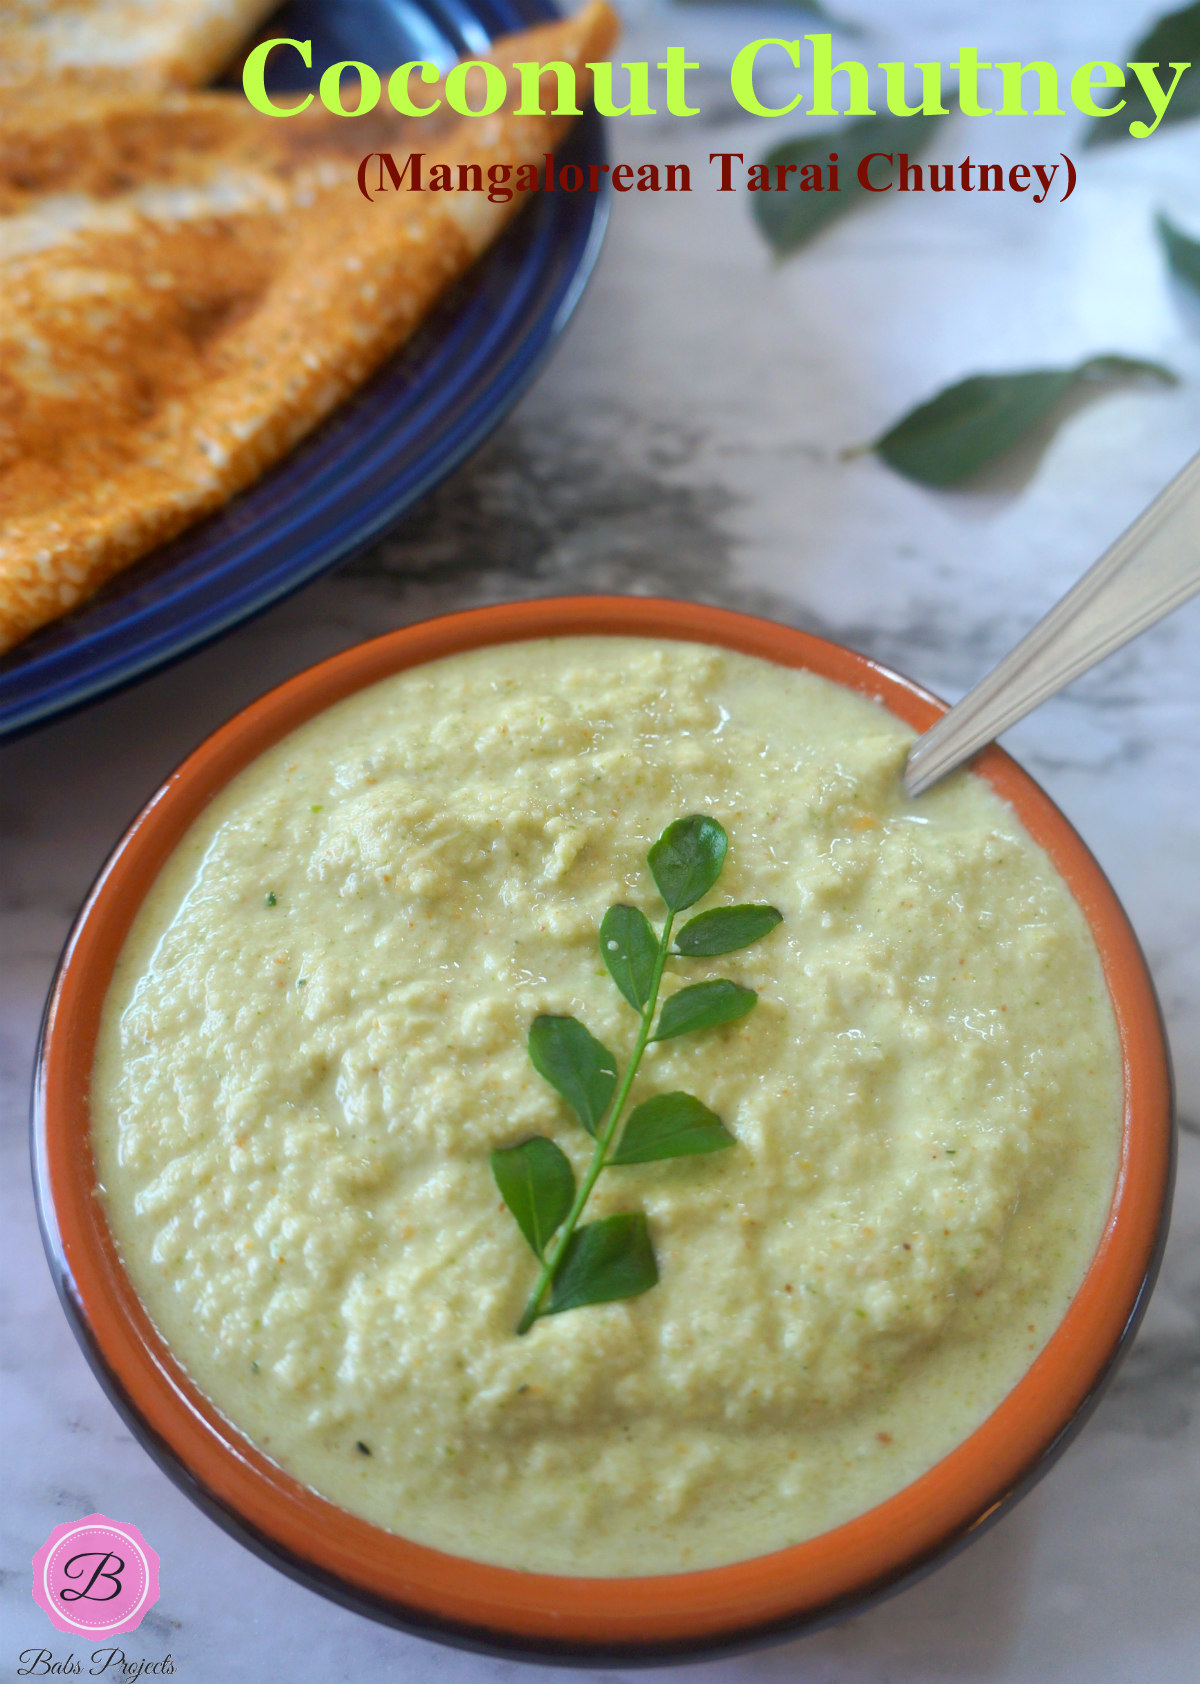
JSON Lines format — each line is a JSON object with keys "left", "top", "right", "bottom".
{"left": 599, "top": 904, "right": 659, "bottom": 1010}
{"left": 1085, "top": 2, "right": 1200, "bottom": 146}
{"left": 609, "top": 1093, "right": 736, "bottom": 1164}
{"left": 871, "top": 356, "right": 1178, "bottom": 487}
{"left": 675, "top": 904, "right": 783, "bottom": 957}
{"left": 648, "top": 815, "right": 728, "bottom": 912}
{"left": 528, "top": 1015, "right": 617, "bottom": 1138}
{"left": 1157, "top": 210, "right": 1200, "bottom": 293}
{"left": 654, "top": 979, "right": 758, "bottom": 1041}
{"left": 754, "top": 109, "right": 950, "bottom": 255}
{"left": 544, "top": 1213, "right": 658, "bottom": 1314}
{"left": 491, "top": 1138, "right": 576, "bottom": 1258}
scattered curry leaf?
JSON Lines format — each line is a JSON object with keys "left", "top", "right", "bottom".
{"left": 599, "top": 904, "right": 659, "bottom": 1010}
{"left": 648, "top": 814, "right": 728, "bottom": 911}
{"left": 510, "top": 818, "right": 781, "bottom": 1333}
{"left": 527, "top": 1015, "right": 617, "bottom": 1138}
{"left": 544, "top": 1214, "right": 658, "bottom": 1315}
{"left": 871, "top": 356, "right": 1178, "bottom": 487}
{"left": 1157, "top": 210, "right": 1200, "bottom": 293}
{"left": 609, "top": 1093, "right": 736, "bottom": 1164}
{"left": 655, "top": 979, "right": 758, "bottom": 1041}
{"left": 491, "top": 1137, "right": 576, "bottom": 1258}
{"left": 1085, "top": 2, "right": 1200, "bottom": 146}
{"left": 675, "top": 904, "right": 783, "bottom": 957}
{"left": 754, "top": 109, "right": 950, "bottom": 256}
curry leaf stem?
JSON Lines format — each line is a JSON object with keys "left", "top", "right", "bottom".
{"left": 515, "top": 911, "right": 675, "bottom": 1334}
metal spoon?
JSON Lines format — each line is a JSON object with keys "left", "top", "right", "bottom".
{"left": 904, "top": 447, "right": 1200, "bottom": 797}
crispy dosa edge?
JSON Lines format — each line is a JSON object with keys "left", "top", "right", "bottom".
{"left": 0, "top": 0, "right": 281, "bottom": 90}
{"left": 0, "top": 1, "right": 619, "bottom": 655}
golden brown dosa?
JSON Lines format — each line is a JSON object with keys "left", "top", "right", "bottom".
{"left": 0, "top": 0, "right": 280, "bottom": 89}
{"left": 0, "top": 2, "right": 618, "bottom": 654}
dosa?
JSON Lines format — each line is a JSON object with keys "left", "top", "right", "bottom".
{"left": 0, "top": 1, "right": 617, "bottom": 654}
{"left": 0, "top": 0, "right": 280, "bottom": 89}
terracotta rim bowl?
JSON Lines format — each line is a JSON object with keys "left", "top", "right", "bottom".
{"left": 32, "top": 596, "right": 1174, "bottom": 1665}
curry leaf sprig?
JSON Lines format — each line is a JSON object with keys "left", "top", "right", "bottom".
{"left": 491, "top": 816, "right": 782, "bottom": 1336}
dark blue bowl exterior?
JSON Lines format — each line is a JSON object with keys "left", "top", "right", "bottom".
{"left": 0, "top": 0, "right": 608, "bottom": 740}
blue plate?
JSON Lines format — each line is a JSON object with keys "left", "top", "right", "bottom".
{"left": 0, "top": 0, "right": 607, "bottom": 741}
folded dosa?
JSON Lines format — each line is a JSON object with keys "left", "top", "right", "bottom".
{"left": 0, "top": 2, "right": 618, "bottom": 654}
{"left": 0, "top": 0, "right": 280, "bottom": 89}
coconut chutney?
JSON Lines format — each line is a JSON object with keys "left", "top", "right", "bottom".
{"left": 92, "top": 637, "right": 1122, "bottom": 1575}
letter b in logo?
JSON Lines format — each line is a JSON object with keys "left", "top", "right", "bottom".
{"left": 59, "top": 1550, "right": 125, "bottom": 1603}
{"left": 33, "top": 1517, "right": 159, "bottom": 1636}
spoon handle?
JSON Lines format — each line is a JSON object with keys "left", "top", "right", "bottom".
{"left": 905, "top": 447, "right": 1200, "bottom": 797}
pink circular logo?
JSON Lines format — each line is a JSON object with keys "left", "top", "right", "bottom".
{"left": 32, "top": 1515, "right": 160, "bottom": 1637}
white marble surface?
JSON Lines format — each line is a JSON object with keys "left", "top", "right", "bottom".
{"left": 4, "top": 1, "right": 1200, "bottom": 1677}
